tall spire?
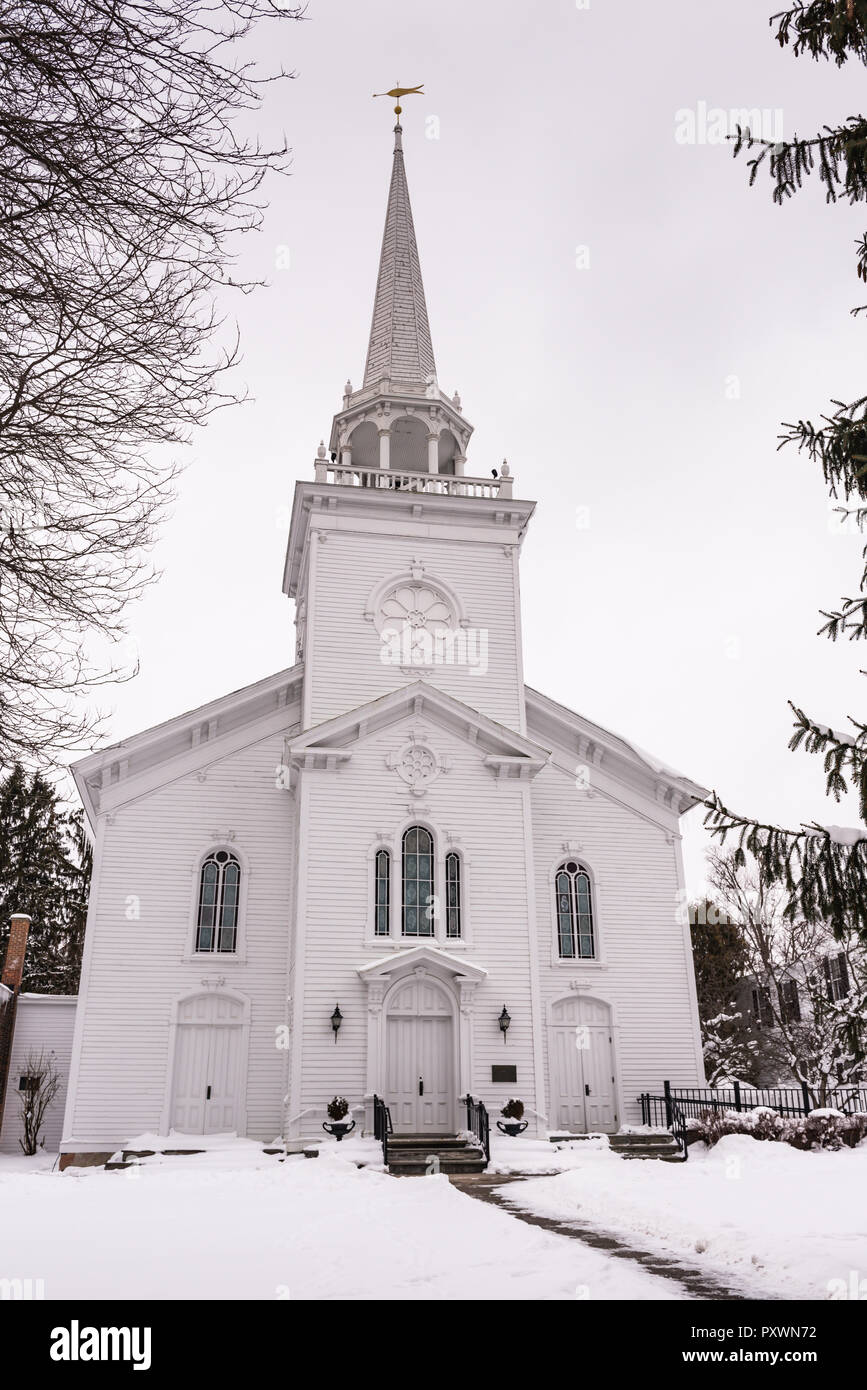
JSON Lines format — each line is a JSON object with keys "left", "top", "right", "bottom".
{"left": 363, "top": 122, "right": 437, "bottom": 388}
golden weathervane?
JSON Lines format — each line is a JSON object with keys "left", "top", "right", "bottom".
{"left": 373, "top": 82, "right": 424, "bottom": 118}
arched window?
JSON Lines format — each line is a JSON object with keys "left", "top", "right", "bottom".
{"left": 445, "top": 852, "right": 462, "bottom": 939}
{"left": 555, "top": 861, "right": 595, "bottom": 959}
{"left": 196, "top": 851, "right": 240, "bottom": 953}
{"left": 374, "top": 849, "right": 391, "bottom": 937}
{"left": 402, "top": 826, "right": 434, "bottom": 937}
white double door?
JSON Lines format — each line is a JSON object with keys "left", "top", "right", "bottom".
{"left": 385, "top": 977, "right": 453, "bottom": 1134}
{"left": 548, "top": 995, "right": 617, "bottom": 1133}
{"left": 171, "top": 993, "right": 245, "bottom": 1135}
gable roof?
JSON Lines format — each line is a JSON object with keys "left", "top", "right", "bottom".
{"left": 524, "top": 685, "right": 708, "bottom": 813}
{"left": 72, "top": 665, "right": 304, "bottom": 824}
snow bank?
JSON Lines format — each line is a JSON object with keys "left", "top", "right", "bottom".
{"left": 0, "top": 1147, "right": 678, "bottom": 1300}
{"left": 499, "top": 1134, "right": 867, "bottom": 1299}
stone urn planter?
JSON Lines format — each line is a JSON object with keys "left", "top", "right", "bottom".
{"left": 497, "top": 1099, "right": 527, "bottom": 1138}
{"left": 496, "top": 1118, "right": 528, "bottom": 1137}
{"left": 323, "top": 1096, "right": 355, "bottom": 1141}
{"left": 322, "top": 1119, "right": 356, "bottom": 1141}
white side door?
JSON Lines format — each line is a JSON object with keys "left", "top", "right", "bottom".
{"left": 548, "top": 995, "right": 618, "bottom": 1134}
{"left": 171, "top": 994, "right": 245, "bottom": 1135}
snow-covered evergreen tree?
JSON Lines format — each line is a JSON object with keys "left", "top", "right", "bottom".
{"left": 706, "top": 2, "right": 867, "bottom": 939}
{"left": 0, "top": 766, "right": 91, "bottom": 992}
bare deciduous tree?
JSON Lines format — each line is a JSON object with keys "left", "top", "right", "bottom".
{"left": 708, "top": 847, "right": 867, "bottom": 1104}
{"left": 0, "top": 0, "right": 304, "bottom": 766}
{"left": 18, "top": 1047, "right": 59, "bottom": 1154}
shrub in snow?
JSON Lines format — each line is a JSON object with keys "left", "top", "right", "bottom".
{"left": 692, "top": 1104, "right": 867, "bottom": 1151}
{"left": 327, "top": 1096, "right": 349, "bottom": 1121}
{"left": 501, "top": 1098, "right": 524, "bottom": 1121}
{"left": 787, "top": 1110, "right": 867, "bottom": 1152}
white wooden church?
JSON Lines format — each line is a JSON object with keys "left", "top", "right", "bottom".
{"left": 60, "top": 117, "right": 707, "bottom": 1165}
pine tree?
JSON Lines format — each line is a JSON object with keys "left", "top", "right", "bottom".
{"left": 689, "top": 899, "right": 759, "bottom": 1083}
{"left": 705, "top": 1, "right": 867, "bottom": 938}
{"left": 0, "top": 766, "right": 91, "bottom": 993}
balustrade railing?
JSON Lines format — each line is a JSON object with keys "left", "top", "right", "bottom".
{"left": 313, "top": 461, "right": 512, "bottom": 499}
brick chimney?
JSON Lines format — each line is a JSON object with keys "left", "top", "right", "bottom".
{"left": 0, "top": 913, "right": 32, "bottom": 1135}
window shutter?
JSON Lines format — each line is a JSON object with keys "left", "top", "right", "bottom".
{"left": 837, "top": 953, "right": 850, "bottom": 997}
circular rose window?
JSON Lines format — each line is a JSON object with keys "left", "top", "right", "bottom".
{"left": 377, "top": 582, "right": 454, "bottom": 663}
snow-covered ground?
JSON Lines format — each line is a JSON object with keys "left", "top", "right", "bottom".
{"left": 0, "top": 1143, "right": 681, "bottom": 1301}
{"left": 497, "top": 1134, "right": 867, "bottom": 1300}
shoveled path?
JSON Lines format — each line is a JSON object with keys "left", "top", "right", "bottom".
{"left": 450, "top": 1172, "right": 762, "bottom": 1301}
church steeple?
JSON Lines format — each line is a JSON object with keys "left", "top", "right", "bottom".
{"left": 324, "top": 107, "right": 492, "bottom": 483}
{"left": 363, "top": 122, "right": 437, "bottom": 389}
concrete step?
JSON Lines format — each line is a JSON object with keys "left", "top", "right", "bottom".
{"left": 387, "top": 1136, "right": 469, "bottom": 1150}
{"left": 388, "top": 1157, "right": 488, "bottom": 1176}
{"left": 609, "top": 1133, "right": 676, "bottom": 1148}
{"left": 386, "top": 1134, "right": 487, "bottom": 1176}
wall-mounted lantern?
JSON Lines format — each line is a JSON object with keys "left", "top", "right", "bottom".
{"left": 498, "top": 1005, "right": 511, "bottom": 1043}
{"left": 331, "top": 1004, "right": 343, "bottom": 1042}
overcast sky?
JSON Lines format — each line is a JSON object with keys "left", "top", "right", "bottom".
{"left": 81, "top": 0, "right": 866, "bottom": 894}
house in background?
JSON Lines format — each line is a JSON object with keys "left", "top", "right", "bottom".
{"left": 59, "top": 114, "right": 708, "bottom": 1167}
{"left": 0, "top": 996, "right": 77, "bottom": 1156}
{"left": 0, "top": 913, "right": 76, "bottom": 1156}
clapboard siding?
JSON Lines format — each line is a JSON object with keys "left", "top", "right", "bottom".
{"left": 1, "top": 996, "right": 77, "bottom": 1153}
{"left": 528, "top": 750, "right": 705, "bottom": 1126}
{"left": 305, "top": 526, "right": 524, "bottom": 733}
{"left": 64, "top": 730, "right": 296, "bottom": 1147}
{"left": 290, "top": 711, "right": 540, "bottom": 1131}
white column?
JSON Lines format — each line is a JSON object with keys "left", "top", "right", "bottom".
{"left": 379, "top": 430, "right": 391, "bottom": 470}
{"left": 427, "top": 435, "right": 439, "bottom": 474}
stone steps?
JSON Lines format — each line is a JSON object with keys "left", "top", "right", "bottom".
{"left": 608, "top": 1133, "right": 684, "bottom": 1162}
{"left": 386, "top": 1134, "right": 487, "bottom": 1176}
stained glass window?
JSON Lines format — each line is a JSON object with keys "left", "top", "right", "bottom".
{"left": 196, "top": 850, "right": 240, "bottom": 953}
{"left": 402, "top": 826, "right": 434, "bottom": 937}
{"left": 375, "top": 849, "right": 391, "bottom": 936}
{"left": 445, "top": 852, "right": 461, "bottom": 938}
{"left": 555, "top": 860, "right": 595, "bottom": 959}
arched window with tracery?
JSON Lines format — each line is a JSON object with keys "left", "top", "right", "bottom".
{"left": 196, "top": 851, "right": 241, "bottom": 953}
{"left": 402, "top": 827, "right": 434, "bottom": 937}
{"left": 555, "top": 860, "right": 595, "bottom": 959}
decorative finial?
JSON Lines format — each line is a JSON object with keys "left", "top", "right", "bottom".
{"left": 316, "top": 440, "right": 327, "bottom": 460}
{"left": 453, "top": 389, "right": 462, "bottom": 411}
{"left": 344, "top": 378, "right": 352, "bottom": 397}
{"left": 373, "top": 81, "right": 424, "bottom": 120}
{"left": 501, "top": 459, "right": 510, "bottom": 477}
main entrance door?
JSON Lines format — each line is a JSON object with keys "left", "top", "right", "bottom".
{"left": 548, "top": 995, "right": 617, "bottom": 1133}
{"left": 385, "top": 976, "right": 453, "bottom": 1134}
{"left": 170, "top": 993, "right": 245, "bottom": 1134}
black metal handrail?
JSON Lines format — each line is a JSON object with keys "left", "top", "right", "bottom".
{"left": 664, "top": 1080, "right": 689, "bottom": 1161}
{"left": 372, "top": 1093, "right": 392, "bottom": 1166}
{"left": 464, "top": 1093, "right": 490, "bottom": 1164}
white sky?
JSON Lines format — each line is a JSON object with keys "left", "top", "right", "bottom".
{"left": 81, "top": 0, "right": 866, "bottom": 895}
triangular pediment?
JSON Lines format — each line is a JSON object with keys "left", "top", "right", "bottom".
{"left": 357, "top": 943, "right": 487, "bottom": 983}
{"left": 285, "top": 681, "right": 550, "bottom": 779}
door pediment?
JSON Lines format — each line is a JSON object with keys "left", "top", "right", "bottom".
{"left": 357, "top": 943, "right": 487, "bottom": 985}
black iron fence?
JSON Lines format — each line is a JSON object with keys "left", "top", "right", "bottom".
{"left": 372, "top": 1093, "right": 392, "bottom": 1166}
{"left": 640, "top": 1080, "right": 867, "bottom": 1135}
{"left": 464, "top": 1093, "right": 490, "bottom": 1164}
